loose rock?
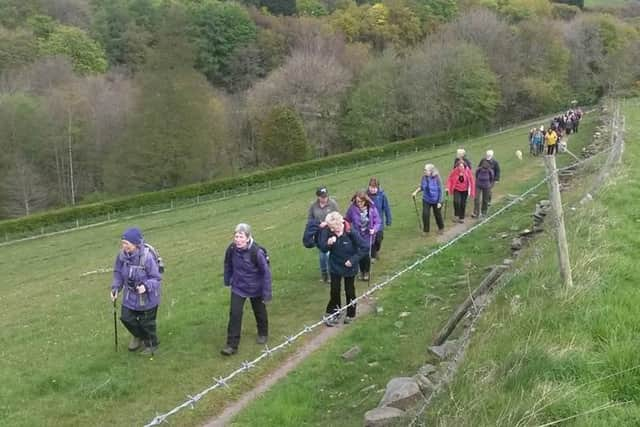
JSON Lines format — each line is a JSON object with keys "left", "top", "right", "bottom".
{"left": 364, "top": 407, "right": 407, "bottom": 427}
{"left": 378, "top": 377, "right": 423, "bottom": 410}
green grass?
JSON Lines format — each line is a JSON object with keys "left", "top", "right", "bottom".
{"left": 422, "top": 98, "right": 640, "bottom": 426}
{"left": 0, "top": 113, "right": 597, "bottom": 426}
{"left": 585, "top": 0, "right": 632, "bottom": 7}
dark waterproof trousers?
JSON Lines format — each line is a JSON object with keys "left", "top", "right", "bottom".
{"left": 453, "top": 190, "right": 468, "bottom": 219}
{"left": 121, "top": 305, "right": 159, "bottom": 347}
{"left": 547, "top": 144, "right": 557, "bottom": 155}
{"left": 371, "top": 230, "right": 383, "bottom": 259}
{"left": 226, "top": 292, "right": 268, "bottom": 349}
{"left": 473, "top": 187, "right": 492, "bottom": 216}
{"left": 422, "top": 201, "right": 444, "bottom": 232}
{"left": 326, "top": 274, "right": 356, "bottom": 319}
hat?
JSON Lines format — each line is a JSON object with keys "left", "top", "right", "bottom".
{"left": 316, "top": 186, "right": 328, "bottom": 197}
{"left": 122, "top": 227, "right": 143, "bottom": 245}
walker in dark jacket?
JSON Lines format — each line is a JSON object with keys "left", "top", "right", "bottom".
{"left": 367, "top": 177, "right": 392, "bottom": 259}
{"left": 317, "top": 216, "right": 368, "bottom": 325}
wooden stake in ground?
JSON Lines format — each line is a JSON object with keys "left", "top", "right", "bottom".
{"left": 543, "top": 155, "right": 573, "bottom": 288}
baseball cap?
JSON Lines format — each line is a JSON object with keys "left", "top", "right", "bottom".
{"left": 316, "top": 186, "right": 328, "bottom": 197}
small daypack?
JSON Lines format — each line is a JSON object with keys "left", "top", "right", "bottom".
{"left": 139, "top": 243, "right": 165, "bottom": 274}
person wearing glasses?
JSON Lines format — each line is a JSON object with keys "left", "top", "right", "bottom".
{"left": 344, "top": 190, "right": 381, "bottom": 281}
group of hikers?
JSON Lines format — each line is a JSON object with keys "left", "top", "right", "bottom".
{"left": 108, "top": 146, "right": 505, "bottom": 356}
{"left": 529, "top": 107, "right": 583, "bottom": 156}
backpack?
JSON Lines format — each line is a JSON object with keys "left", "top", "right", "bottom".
{"left": 225, "top": 241, "right": 270, "bottom": 270}
{"left": 477, "top": 167, "right": 493, "bottom": 183}
{"left": 139, "top": 243, "right": 165, "bottom": 274}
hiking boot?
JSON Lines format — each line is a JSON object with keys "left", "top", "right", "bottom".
{"left": 128, "top": 336, "right": 142, "bottom": 352}
{"left": 343, "top": 316, "right": 355, "bottom": 324}
{"left": 471, "top": 213, "right": 478, "bottom": 219}
{"left": 362, "top": 273, "right": 370, "bottom": 281}
{"left": 324, "top": 316, "right": 339, "bottom": 327}
{"left": 256, "top": 335, "right": 268, "bottom": 345}
{"left": 220, "top": 346, "right": 237, "bottom": 356}
{"left": 321, "top": 272, "right": 328, "bottom": 283}
{"left": 141, "top": 343, "right": 158, "bottom": 355}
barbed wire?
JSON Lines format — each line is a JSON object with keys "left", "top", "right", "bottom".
{"left": 408, "top": 105, "right": 623, "bottom": 427}
{"left": 143, "top": 147, "right": 612, "bottom": 427}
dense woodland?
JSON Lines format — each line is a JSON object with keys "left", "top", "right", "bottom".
{"left": 0, "top": 0, "right": 638, "bottom": 218}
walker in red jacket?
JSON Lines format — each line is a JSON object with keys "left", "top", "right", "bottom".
{"left": 446, "top": 160, "right": 476, "bottom": 223}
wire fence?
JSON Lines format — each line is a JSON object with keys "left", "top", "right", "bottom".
{"left": 407, "top": 101, "right": 623, "bottom": 427}
{"left": 143, "top": 145, "right": 613, "bottom": 427}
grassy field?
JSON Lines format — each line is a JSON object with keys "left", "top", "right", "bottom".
{"left": 423, "top": 99, "right": 640, "bottom": 426}
{"left": 585, "top": 0, "right": 633, "bottom": 7}
{"left": 0, "top": 113, "right": 597, "bottom": 426}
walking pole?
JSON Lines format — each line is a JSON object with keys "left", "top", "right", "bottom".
{"left": 367, "top": 233, "right": 373, "bottom": 291}
{"left": 113, "top": 298, "right": 118, "bottom": 352}
{"left": 412, "top": 196, "right": 422, "bottom": 232}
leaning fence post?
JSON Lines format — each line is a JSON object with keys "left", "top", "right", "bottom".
{"left": 543, "top": 155, "right": 573, "bottom": 288}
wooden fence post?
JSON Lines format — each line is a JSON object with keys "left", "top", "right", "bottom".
{"left": 543, "top": 155, "right": 573, "bottom": 288}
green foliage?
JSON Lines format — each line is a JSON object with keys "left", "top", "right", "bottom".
{"left": 0, "top": 27, "right": 38, "bottom": 73}
{"left": 259, "top": 0, "right": 297, "bottom": 15}
{"left": 409, "top": 0, "right": 458, "bottom": 32}
{"left": 187, "top": 0, "right": 257, "bottom": 86}
{"left": 259, "top": 106, "right": 310, "bottom": 166}
{"left": 477, "top": 0, "right": 552, "bottom": 22}
{"left": 26, "top": 14, "right": 55, "bottom": 39}
{"left": 39, "top": 25, "right": 108, "bottom": 74}
{"left": 444, "top": 43, "right": 500, "bottom": 128}
{"left": 330, "top": 0, "right": 423, "bottom": 50}
{"left": 91, "top": 0, "right": 154, "bottom": 69}
{"left": 340, "top": 54, "right": 401, "bottom": 148}
{"left": 0, "top": 0, "right": 41, "bottom": 29}
{"left": 296, "top": 0, "right": 328, "bottom": 16}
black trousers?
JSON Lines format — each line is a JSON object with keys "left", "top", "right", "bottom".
{"left": 422, "top": 201, "right": 444, "bottom": 232}
{"left": 473, "top": 187, "right": 492, "bottom": 216}
{"left": 121, "top": 305, "right": 159, "bottom": 347}
{"left": 359, "top": 254, "right": 371, "bottom": 274}
{"left": 226, "top": 292, "right": 268, "bottom": 349}
{"left": 371, "top": 230, "right": 383, "bottom": 259}
{"left": 453, "top": 190, "right": 468, "bottom": 219}
{"left": 547, "top": 144, "right": 557, "bottom": 155}
{"left": 326, "top": 274, "right": 356, "bottom": 318}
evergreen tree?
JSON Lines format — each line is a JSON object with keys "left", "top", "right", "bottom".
{"left": 259, "top": 106, "right": 309, "bottom": 166}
